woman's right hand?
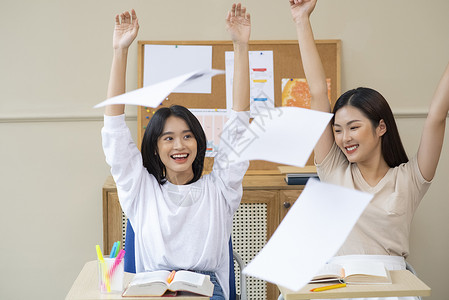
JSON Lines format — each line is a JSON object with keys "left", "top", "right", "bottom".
{"left": 289, "top": 0, "right": 317, "bottom": 24}
{"left": 113, "top": 9, "right": 139, "bottom": 50}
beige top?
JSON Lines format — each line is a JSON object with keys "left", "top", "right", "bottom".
{"left": 316, "top": 143, "right": 431, "bottom": 258}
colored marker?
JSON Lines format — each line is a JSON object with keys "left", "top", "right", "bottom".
{"left": 310, "top": 283, "right": 346, "bottom": 292}
{"left": 114, "top": 241, "right": 120, "bottom": 258}
{"left": 96, "top": 245, "right": 104, "bottom": 261}
{"left": 96, "top": 245, "right": 110, "bottom": 292}
{"left": 109, "top": 242, "right": 117, "bottom": 258}
{"left": 109, "top": 249, "right": 125, "bottom": 278}
{"left": 167, "top": 271, "right": 176, "bottom": 284}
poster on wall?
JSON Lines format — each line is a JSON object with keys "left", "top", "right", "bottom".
{"left": 144, "top": 45, "right": 213, "bottom": 93}
{"left": 225, "top": 51, "right": 275, "bottom": 117}
{"left": 281, "top": 78, "right": 331, "bottom": 109}
{"left": 190, "top": 109, "right": 228, "bottom": 157}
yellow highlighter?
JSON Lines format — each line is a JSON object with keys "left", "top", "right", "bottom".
{"left": 96, "top": 245, "right": 104, "bottom": 261}
{"left": 310, "top": 282, "right": 346, "bottom": 292}
{"left": 96, "top": 245, "right": 111, "bottom": 292}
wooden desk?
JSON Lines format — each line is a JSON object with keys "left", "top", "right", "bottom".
{"left": 278, "top": 270, "right": 431, "bottom": 299}
{"left": 66, "top": 261, "right": 209, "bottom": 300}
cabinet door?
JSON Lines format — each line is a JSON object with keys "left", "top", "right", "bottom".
{"left": 280, "top": 190, "right": 302, "bottom": 221}
{"left": 103, "top": 192, "right": 125, "bottom": 254}
{"left": 232, "top": 190, "right": 279, "bottom": 300}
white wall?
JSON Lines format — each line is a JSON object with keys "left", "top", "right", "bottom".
{"left": 1, "top": 0, "right": 448, "bottom": 299}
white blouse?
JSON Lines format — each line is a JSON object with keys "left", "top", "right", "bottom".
{"left": 102, "top": 110, "right": 250, "bottom": 300}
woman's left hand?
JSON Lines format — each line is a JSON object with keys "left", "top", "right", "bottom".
{"left": 226, "top": 3, "right": 251, "bottom": 45}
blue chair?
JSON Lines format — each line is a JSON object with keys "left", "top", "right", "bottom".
{"left": 123, "top": 219, "right": 246, "bottom": 300}
{"left": 123, "top": 219, "right": 136, "bottom": 274}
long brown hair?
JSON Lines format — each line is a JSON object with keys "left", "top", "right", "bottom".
{"left": 332, "top": 87, "right": 408, "bottom": 167}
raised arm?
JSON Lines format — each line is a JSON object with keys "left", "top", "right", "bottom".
{"left": 226, "top": 3, "right": 251, "bottom": 112}
{"left": 290, "top": 0, "right": 334, "bottom": 163}
{"left": 416, "top": 62, "right": 449, "bottom": 181}
{"left": 105, "top": 9, "right": 139, "bottom": 116}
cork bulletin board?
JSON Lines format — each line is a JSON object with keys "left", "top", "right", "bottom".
{"left": 137, "top": 40, "right": 340, "bottom": 171}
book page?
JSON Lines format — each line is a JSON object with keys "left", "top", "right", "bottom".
{"left": 172, "top": 271, "right": 205, "bottom": 286}
{"left": 343, "top": 261, "right": 388, "bottom": 277}
{"left": 311, "top": 264, "right": 344, "bottom": 282}
{"left": 123, "top": 271, "right": 171, "bottom": 297}
{"left": 169, "top": 271, "right": 213, "bottom": 297}
{"left": 343, "top": 261, "right": 391, "bottom": 284}
{"left": 129, "top": 270, "right": 171, "bottom": 286}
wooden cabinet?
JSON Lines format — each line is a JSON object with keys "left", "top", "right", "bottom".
{"left": 238, "top": 175, "right": 302, "bottom": 300}
{"left": 280, "top": 190, "right": 303, "bottom": 220}
{"left": 102, "top": 174, "right": 303, "bottom": 300}
{"left": 102, "top": 180, "right": 125, "bottom": 253}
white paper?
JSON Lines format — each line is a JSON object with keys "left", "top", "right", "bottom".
{"left": 225, "top": 51, "right": 235, "bottom": 114}
{"left": 144, "top": 45, "right": 213, "bottom": 93}
{"left": 94, "top": 69, "right": 224, "bottom": 108}
{"left": 243, "top": 178, "right": 373, "bottom": 291}
{"left": 190, "top": 109, "right": 228, "bottom": 157}
{"left": 249, "top": 51, "right": 275, "bottom": 117}
{"left": 226, "top": 106, "right": 332, "bottom": 167}
{"left": 225, "top": 51, "right": 275, "bottom": 116}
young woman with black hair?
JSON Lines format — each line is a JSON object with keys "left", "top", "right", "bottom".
{"left": 289, "top": 1, "right": 449, "bottom": 299}
{"left": 101, "top": 4, "right": 251, "bottom": 300}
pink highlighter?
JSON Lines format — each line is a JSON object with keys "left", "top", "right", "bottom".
{"left": 108, "top": 249, "right": 125, "bottom": 278}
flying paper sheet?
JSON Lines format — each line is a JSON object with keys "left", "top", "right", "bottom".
{"left": 226, "top": 106, "right": 332, "bottom": 167}
{"left": 94, "top": 69, "right": 224, "bottom": 108}
{"left": 243, "top": 178, "right": 373, "bottom": 291}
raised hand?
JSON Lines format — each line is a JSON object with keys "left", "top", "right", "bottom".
{"left": 289, "top": 0, "right": 317, "bottom": 23}
{"left": 113, "top": 9, "right": 139, "bottom": 50}
{"left": 106, "top": 9, "right": 139, "bottom": 115}
{"left": 290, "top": 0, "right": 333, "bottom": 163}
{"left": 226, "top": 3, "right": 251, "bottom": 45}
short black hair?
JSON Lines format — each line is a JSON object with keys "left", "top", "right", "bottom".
{"left": 141, "top": 105, "right": 206, "bottom": 185}
{"left": 332, "top": 87, "right": 408, "bottom": 168}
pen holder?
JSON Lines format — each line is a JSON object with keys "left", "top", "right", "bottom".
{"left": 97, "top": 256, "right": 125, "bottom": 293}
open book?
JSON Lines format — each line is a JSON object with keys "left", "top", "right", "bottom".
{"left": 122, "top": 270, "right": 214, "bottom": 297}
{"left": 310, "top": 261, "right": 392, "bottom": 284}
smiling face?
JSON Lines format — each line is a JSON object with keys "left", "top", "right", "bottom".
{"left": 157, "top": 116, "right": 197, "bottom": 184}
{"left": 333, "top": 105, "right": 386, "bottom": 164}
